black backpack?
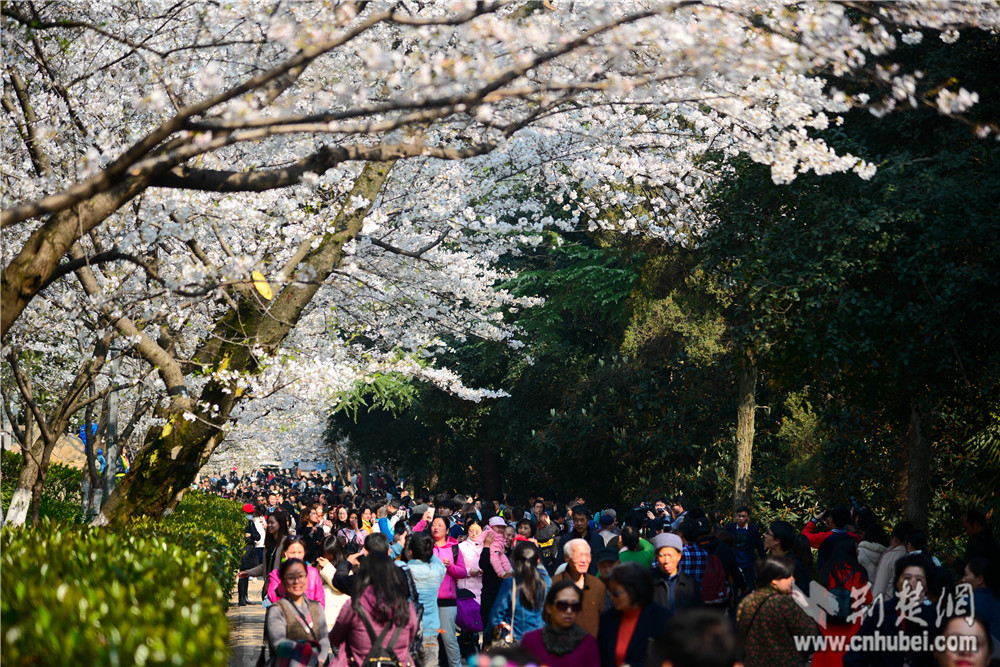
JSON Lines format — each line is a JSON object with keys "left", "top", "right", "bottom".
{"left": 828, "top": 569, "right": 854, "bottom": 624}
{"left": 356, "top": 605, "right": 403, "bottom": 667}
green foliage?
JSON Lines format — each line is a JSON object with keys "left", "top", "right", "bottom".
{"left": 0, "top": 491, "right": 244, "bottom": 667}
{"left": 505, "top": 241, "right": 637, "bottom": 340}
{"left": 332, "top": 371, "right": 420, "bottom": 422}
{"left": 1, "top": 450, "right": 84, "bottom": 523}
{"left": 697, "top": 30, "right": 1000, "bottom": 534}
{"left": 330, "top": 32, "right": 1000, "bottom": 546}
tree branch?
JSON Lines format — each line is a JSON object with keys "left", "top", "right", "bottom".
{"left": 151, "top": 140, "right": 495, "bottom": 192}
{"left": 4, "top": 352, "right": 56, "bottom": 450}
{"left": 8, "top": 70, "right": 52, "bottom": 177}
{"left": 363, "top": 229, "right": 451, "bottom": 260}
{"left": 67, "top": 243, "right": 192, "bottom": 401}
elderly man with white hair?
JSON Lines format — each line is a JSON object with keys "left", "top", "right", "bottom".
{"left": 551, "top": 538, "right": 606, "bottom": 637}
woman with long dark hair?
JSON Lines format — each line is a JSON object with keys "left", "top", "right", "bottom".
{"left": 237, "top": 509, "right": 291, "bottom": 604}
{"left": 487, "top": 540, "right": 552, "bottom": 646}
{"left": 297, "top": 503, "right": 325, "bottom": 563}
{"left": 337, "top": 507, "right": 367, "bottom": 553}
{"left": 814, "top": 539, "right": 871, "bottom": 667}
{"left": 763, "top": 520, "right": 812, "bottom": 593}
{"left": 329, "top": 551, "right": 419, "bottom": 665}
{"left": 331, "top": 505, "right": 349, "bottom": 533}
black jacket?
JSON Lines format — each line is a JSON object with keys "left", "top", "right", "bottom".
{"left": 843, "top": 597, "right": 938, "bottom": 667}
{"left": 700, "top": 534, "right": 744, "bottom": 595}
{"left": 651, "top": 569, "right": 702, "bottom": 614}
{"left": 241, "top": 518, "right": 262, "bottom": 569}
{"left": 724, "top": 522, "right": 766, "bottom": 567}
{"left": 597, "top": 602, "right": 671, "bottom": 667}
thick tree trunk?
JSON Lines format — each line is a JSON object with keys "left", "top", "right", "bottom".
{"left": 904, "top": 400, "right": 931, "bottom": 530}
{"left": 94, "top": 161, "right": 395, "bottom": 525}
{"left": 733, "top": 352, "right": 757, "bottom": 511}
{"left": 4, "top": 435, "right": 40, "bottom": 525}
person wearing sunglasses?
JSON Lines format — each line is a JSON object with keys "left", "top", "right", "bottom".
{"left": 520, "top": 580, "right": 600, "bottom": 667}
{"left": 598, "top": 562, "right": 671, "bottom": 667}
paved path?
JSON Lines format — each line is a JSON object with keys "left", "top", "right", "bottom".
{"left": 226, "top": 581, "right": 267, "bottom": 667}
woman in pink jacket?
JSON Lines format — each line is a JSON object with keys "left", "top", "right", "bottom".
{"left": 431, "top": 516, "right": 467, "bottom": 667}
{"left": 266, "top": 537, "right": 325, "bottom": 609}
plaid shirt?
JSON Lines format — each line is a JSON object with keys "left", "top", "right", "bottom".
{"left": 679, "top": 542, "right": 708, "bottom": 584}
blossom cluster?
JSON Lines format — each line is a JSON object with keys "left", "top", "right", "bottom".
{"left": 2, "top": 0, "right": 994, "bottom": 466}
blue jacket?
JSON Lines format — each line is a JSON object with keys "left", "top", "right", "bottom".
{"left": 398, "top": 556, "right": 446, "bottom": 638}
{"left": 487, "top": 569, "right": 552, "bottom": 642}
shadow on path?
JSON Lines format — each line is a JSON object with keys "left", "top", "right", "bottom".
{"left": 226, "top": 582, "right": 266, "bottom": 667}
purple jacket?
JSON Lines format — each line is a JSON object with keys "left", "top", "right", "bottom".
{"left": 329, "top": 589, "right": 418, "bottom": 667}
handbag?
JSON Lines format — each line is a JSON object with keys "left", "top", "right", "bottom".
{"left": 456, "top": 589, "right": 483, "bottom": 633}
{"left": 490, "top": 580, "right": 518, "bottom": 649}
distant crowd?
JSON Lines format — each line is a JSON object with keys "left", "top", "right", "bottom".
{"left": 202, "top": 467, "right": 1000, "bottom": 667}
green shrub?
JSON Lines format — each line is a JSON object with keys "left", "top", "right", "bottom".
{"left": 1, "top": 450, "right": 84, "bottom": 523}
{"left": 151, "top": 490, "right": 245, "bottom": 600}
{"left": 1, "top": 491, "right": 244, "bottom": 667}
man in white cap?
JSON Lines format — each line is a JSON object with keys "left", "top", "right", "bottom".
{"left": 651, "top": 533, "right": 702, "bottom": 615}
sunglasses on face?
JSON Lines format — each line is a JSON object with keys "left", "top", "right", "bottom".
{"left": 553, "top": 600, "right": 583, "bottom": 612}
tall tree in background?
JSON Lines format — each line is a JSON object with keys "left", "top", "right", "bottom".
{"left": 701, "top": 30, "right": 1000, "bottom": 528}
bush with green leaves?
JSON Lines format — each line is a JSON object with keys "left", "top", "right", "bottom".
{"left": 1, "top": 450, "right": 84, "bottom": 523}
{"left": 1, "top": 491, "right": 244, "bottom": 667}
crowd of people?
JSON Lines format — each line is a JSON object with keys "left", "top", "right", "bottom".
{"left": 209, "top": 466, "right": 1000, "bottom": 667}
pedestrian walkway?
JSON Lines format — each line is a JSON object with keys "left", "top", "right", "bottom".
{"left": 226, "top": 581, "right": 267, "bottom": 667}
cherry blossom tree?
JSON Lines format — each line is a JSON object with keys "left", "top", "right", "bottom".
{"left": 3, "top": 0, "right": 996, "bottom": 524}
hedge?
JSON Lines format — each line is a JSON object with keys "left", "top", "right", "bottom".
{"left": 1, "top": 491, "right": 245, "bottom": 667}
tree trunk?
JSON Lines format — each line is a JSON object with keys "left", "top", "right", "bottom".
{"left": 4, "top": 427, "right": 40, "bottom": 526}
{"left": 904, "top": 400, "right": 931, "bottom": 530}
{"left": 733, "top": 352, "right": 757, "bottom": 511}
{"left": 481, "top": 446, "right": 501, "bottom": 498}
{"left": 94, "top": 160, "right": 395, "bottom": 525}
